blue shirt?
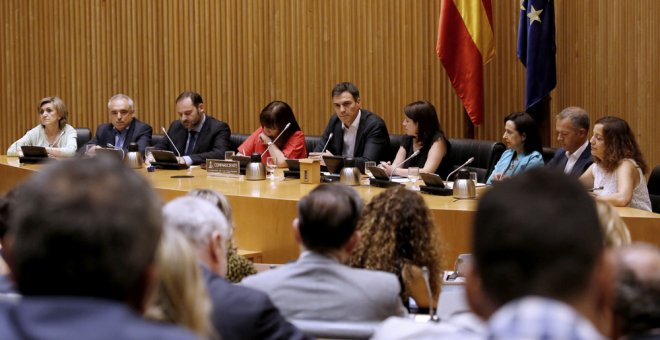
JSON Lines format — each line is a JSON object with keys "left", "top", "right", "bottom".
{"left": 487, "top": 149, "right": 544, "bottom": 184}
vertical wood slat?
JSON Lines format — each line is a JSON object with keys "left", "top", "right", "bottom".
{"left": 0, "top": 0, "right": 658, "bottom": 168}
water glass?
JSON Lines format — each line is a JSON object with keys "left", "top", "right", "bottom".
{"left": 364, "top": 161, "right": 376, "bottom": 178}
{"left": 225, "top": 150, "right": 236, "bottom": 160}
{"left": 469, "top": 171, "right": 478, "bottom": 183}
{"left": 266, "top": 157, "right": 277, "bottom": 180}
{"left": 408, "top": 167, "right": 420, "bottom": 189}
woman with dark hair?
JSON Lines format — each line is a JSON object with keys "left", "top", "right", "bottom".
{"left": 381, "top": 101, "right": 450, "bottom": 176}
{"left": 487, "top": 112, "right": 544, "bottom": 184}
{"left": 238, "top": 101, "right": 306, "bottom": 167}
{"left": 7, "top": 96, "right": 78, "bottom": 157}
{"left": 349, "top": 186, "right": 443, "bottom": 310}
{"left": 580, "top": 116, "right": 651, "bottom": 211}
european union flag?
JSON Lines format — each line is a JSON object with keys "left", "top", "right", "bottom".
{"left": 517, "top": 0, "right": 556, "bottom": 110}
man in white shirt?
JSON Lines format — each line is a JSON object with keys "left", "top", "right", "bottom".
{"left": 546, "top": 106, "right": 592, "bottom": 177}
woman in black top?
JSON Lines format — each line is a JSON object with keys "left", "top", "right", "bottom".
{"left": 382, "top": 101, "right": 450, "bottom": 176}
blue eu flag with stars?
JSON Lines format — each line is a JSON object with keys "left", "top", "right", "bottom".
{"left": 517, "top": 0, "right": 556, "bottom": 110}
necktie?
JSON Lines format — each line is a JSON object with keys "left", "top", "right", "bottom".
{"left": 184, "top": 131, "right": 198, "bottom": 156}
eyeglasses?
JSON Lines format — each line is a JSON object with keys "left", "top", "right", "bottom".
{"left": 110, "top": 110, "right": 133, "bottom": 116}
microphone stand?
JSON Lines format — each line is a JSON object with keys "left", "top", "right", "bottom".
{"left": 445, "top": 157, "right": 475, "bottom": 182}
{"left": 261, "top": 122, "right": 291, "bottom": 157}
{"left": 389, "top": 150, "right": 420, "bottom": 180}
{"left": 161, "top": 127, "right": 182, "bottom": 158}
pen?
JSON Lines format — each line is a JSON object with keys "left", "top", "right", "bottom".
{"left": 587, "top": 186, "right": 604, "bottom": 192}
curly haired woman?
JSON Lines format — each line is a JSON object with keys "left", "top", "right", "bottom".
{"left": 348, "top": 186, "right": 443, "bottom": 310}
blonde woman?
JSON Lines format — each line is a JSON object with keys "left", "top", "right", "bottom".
{"left": 7, "top": 96, "right": 78, "bottom": 157}
{"left": 596, "top": 200, "right": 632, "bottom": 247}
{"left": 146, "top": 228, "right": 216, "bottom": 338}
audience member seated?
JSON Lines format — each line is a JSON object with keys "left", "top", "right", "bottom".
{"left": 242, "top": 184, "right": 407, "bottom": 321}
{"left": 146, "top": 227, "right": 215, "bottom": 338}
{"left": 82, "top": 93, "right": 153, "bottom": 156}
{"left": 486, "top": 112, "right": 544, "bottom": 184}
{"left": 187, "top": 188, "right": 257, "bottom": 283}
{"left": 7, "top": 96, "right": 78, "bottom": 158}
{"left": 153, "top": 91, "right": 231, "bottom": 165}
{"left": 237, "top": 101, "right": 307, "bottom": 167}
{"left": 0, "top": 193, "right": 15, "bottom": 295}
{"left": 162, "top": 196, "right": 307, "bottom": 340}
{"left": 376, "top": 169, "right": 612, "bottom": 338}
{"left": 309, "top": 82, "right": 390, "bottom": 170}
{"left": 0, "top": 157, "right": 196, "bottom": 339}
{"left": 380, "top": 101, "right": 451, "bottom": 177}
{"left": 348, "top": 186, "right": 442, "bottom": 311}
{"left": 580, "top": 116, "right": 652, "bottom": 211}
{"left": 546, "top": 106, "right": 592, "bottom": 176}
{"left": 614, "top": 243, "right": 660, "bottom": 339}
{"left": 596, "top": 200, "right": 632, "bottom": 247}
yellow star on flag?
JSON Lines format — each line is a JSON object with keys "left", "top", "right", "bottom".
{"left": 527, "top": 5, "right": 543, "bottom": 25}
{"left": 520, "top": 0, "right": 526, "bottom": 11}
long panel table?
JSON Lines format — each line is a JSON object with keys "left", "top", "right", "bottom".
{"left": 2, "top": 156, "right": 659, "bottom": 265}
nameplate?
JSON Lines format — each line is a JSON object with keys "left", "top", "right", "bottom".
{"left": 206, "top": 159, "right": 240, "bottom": 177}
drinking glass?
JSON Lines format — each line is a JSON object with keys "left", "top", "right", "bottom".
{"left": 144, "top": 146, "right": 156, "bottom": 165}
{"left": 364, "top": 161, "right": 376, "bottom": 178}
{"left": 225, "top": 150, "right": 236, "bottom": 160}
{"left": 266, "top": 157, "right": 277, "bottom": 180}
{"left": 408, "top": 167, "right": 420, "bottom": 190}
{"left": 469, "top": 171, "right": 478, "bottom": 184}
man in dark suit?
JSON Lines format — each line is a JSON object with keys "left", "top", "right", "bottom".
{"left": 154, "top": 91, "right": 231, "bottom": 165}
{"left": 546, "top": 106, "right": 592, "bottom": 177}
{"left": 310, "top": 82, "right": 390, "bottom": 170}
{"left": 163, "top": 196, "right": 307, "bottom": 340}
{"left": 0, "top": 157, "right": 196, "bottom": 339}
{"left": 82, "top": 93, "right": 153, "bottom": 156}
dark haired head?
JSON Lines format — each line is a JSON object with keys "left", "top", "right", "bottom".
{"left": 404, "top": 101, "right": 445, "bottom": 145}
{"left": 7, "top": 157, "right": 162, "bottom": 306}
{"left": 176, "top": 91, "right": 204, "bottom": 107}
{"left": 297, "top": 184, "right": 363, "bottom": 253}
{"left": 505, "top": 112, "right": 542, "bottom": 154}
{"left": 259, "top": 101, "right": 302, "bottom": 149}
{"left": 473, "top": 168, "right": 603, "bottom": 307}
{"left": 593, "top": 116, "right": 647, "bottom": 174}
{"left": 331, "top": 82, "right": 360, "bottom": 101}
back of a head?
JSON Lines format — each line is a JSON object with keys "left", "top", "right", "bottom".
{"left": 297, "top": 184, "right": 363, "bottom": 253}
{"left": 162, "top": 196, "right": 230, "bottom": 249}
{"left": 473, "top": 168, "right": 603, "bottom": 307}
{"left": 596, "top": 200, "right": 631, "bottom": 247}
{"left": 8, "top": 157, "right": 162, "bottom": 301}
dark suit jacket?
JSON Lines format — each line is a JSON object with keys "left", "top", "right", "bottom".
{"left": 201, "top": 266, "right": 308, "bottom": 340}
{"left": 0, "top": 297, "right": 196, "bottom": 340}
{"left": 313, "top": 109, "right": 390, "bottom": 170}
{"left": 155, "top": 115, "right": 231, "bottom": 165}
{"left": 83, "top": 118, "right": 153, "bottom": 154}
{"left": 546, "top": 143, "right": 592, "bottom": 177}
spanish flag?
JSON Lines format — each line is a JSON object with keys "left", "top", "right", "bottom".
{"left": 437, "top": 0, "right": 495, "bottom": 126}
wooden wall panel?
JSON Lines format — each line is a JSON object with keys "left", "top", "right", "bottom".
{"left": 0, "top": 0, "right": 658, "bottom": 169}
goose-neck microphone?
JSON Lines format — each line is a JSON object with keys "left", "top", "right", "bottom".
{"left": 421, "top": 266, "right": 439, "bottom": 323}
{"left": 261, "top": 122, "right": 291, "bottom": 157}
{"left": 389, "top": 150, "right": 420, "bottom": 180}
{"left": 319, "top": 132, "right": 334, "bottom": 154}
{"left": 445, "top": 157, "right": 474, "bottom": 182}
{"left": 161, "top": 127, "right": 182, "bottom": 158}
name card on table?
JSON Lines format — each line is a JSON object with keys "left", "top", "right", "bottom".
{"left": 206, "top": 159, "right": 240, "bottom": 177}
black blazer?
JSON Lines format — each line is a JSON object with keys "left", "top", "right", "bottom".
{"left": 155, "top": 115, "right": 231, "bottom": 165}
{"left": 82, "top": 119, "right": 153, "bottom": 154}
{"left": 546, "top": 143, "right": 593, "bottom": 177}
{"left": 201, "top": 266, "right": 308, "bottom": 340}
{"left": 314, "top": 109, "right": 390, "bottom": 170}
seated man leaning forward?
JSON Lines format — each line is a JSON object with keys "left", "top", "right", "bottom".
{"left": 0, "top": 157, "right": 196, "bottom": 339}
{"left": 242, "top": 184, "right": 407, "bottom": 322}
{"left": 82, "top": 93, "right": 153, "bottom": 156}
{"left": 154, "top": 91, "right": 231, "bottom": 165}
{"left": 309, "top": 82, "right": 390, "bottom": 171}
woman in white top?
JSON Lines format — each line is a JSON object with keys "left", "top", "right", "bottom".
{"left": 7, "top": 96, "right": 78, "bottom": 158}
{"left": 580, "top": 116, "right": 651, "bottom": 211}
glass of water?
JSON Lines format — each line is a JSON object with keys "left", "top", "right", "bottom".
{"left": 225, "top": 150, "right": 236, "bottom": 160}
{"left": 408, "top": 167, "right": 420, "bottom": 190}
{"left": 364, "top": 161, "right": 376, "bottom": 178}
{"left": 266, "top": 157, "right": 277, "bottom": 180}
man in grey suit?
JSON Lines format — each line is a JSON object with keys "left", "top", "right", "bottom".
{"left": 546, "top": 106, "right": 592, "bottom": 177}
{"left": 242, "top": 184, "right": 406, "bottom": 322}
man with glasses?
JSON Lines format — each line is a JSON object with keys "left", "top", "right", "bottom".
{"left": 82, "top": 93, "right": 153, "bottom": 155}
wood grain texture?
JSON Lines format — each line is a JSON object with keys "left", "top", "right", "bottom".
{"left": 1, "top": 0, "right": 657, "bottom": 168}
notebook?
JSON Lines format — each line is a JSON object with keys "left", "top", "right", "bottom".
{"left": 19, "top": 146, "right": 50, "bottom": 164}
{"left": 150, "top": 150, "right": 189, "bottom": 170}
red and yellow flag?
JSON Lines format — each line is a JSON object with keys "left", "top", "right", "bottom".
{"left": 437, "top": 0, "right": 495, "bottom": 126}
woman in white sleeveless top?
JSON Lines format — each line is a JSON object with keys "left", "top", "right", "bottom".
{"left": 580, "top": 116, "right": 651, "bottom": 211}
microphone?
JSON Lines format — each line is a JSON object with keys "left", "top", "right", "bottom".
{"left": 161, "top": 127, "right": 182, "bottom": 158}
{"left": 421, "top": 266, "right": 439, "bottom": 322}
{"left": 319, "top": 132, "right": 334, "bottom": 154}
{"left": 389, "top": 150, "right": 420, "bottom": 180}
{"left": 106, "top": 143, "right": 116, "bottom": 149}
{"left": 445, "top": 157, "right": 474, "bottom": 182}
{"left": 261, "top": 122, "right": 291, "bottom": 157}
